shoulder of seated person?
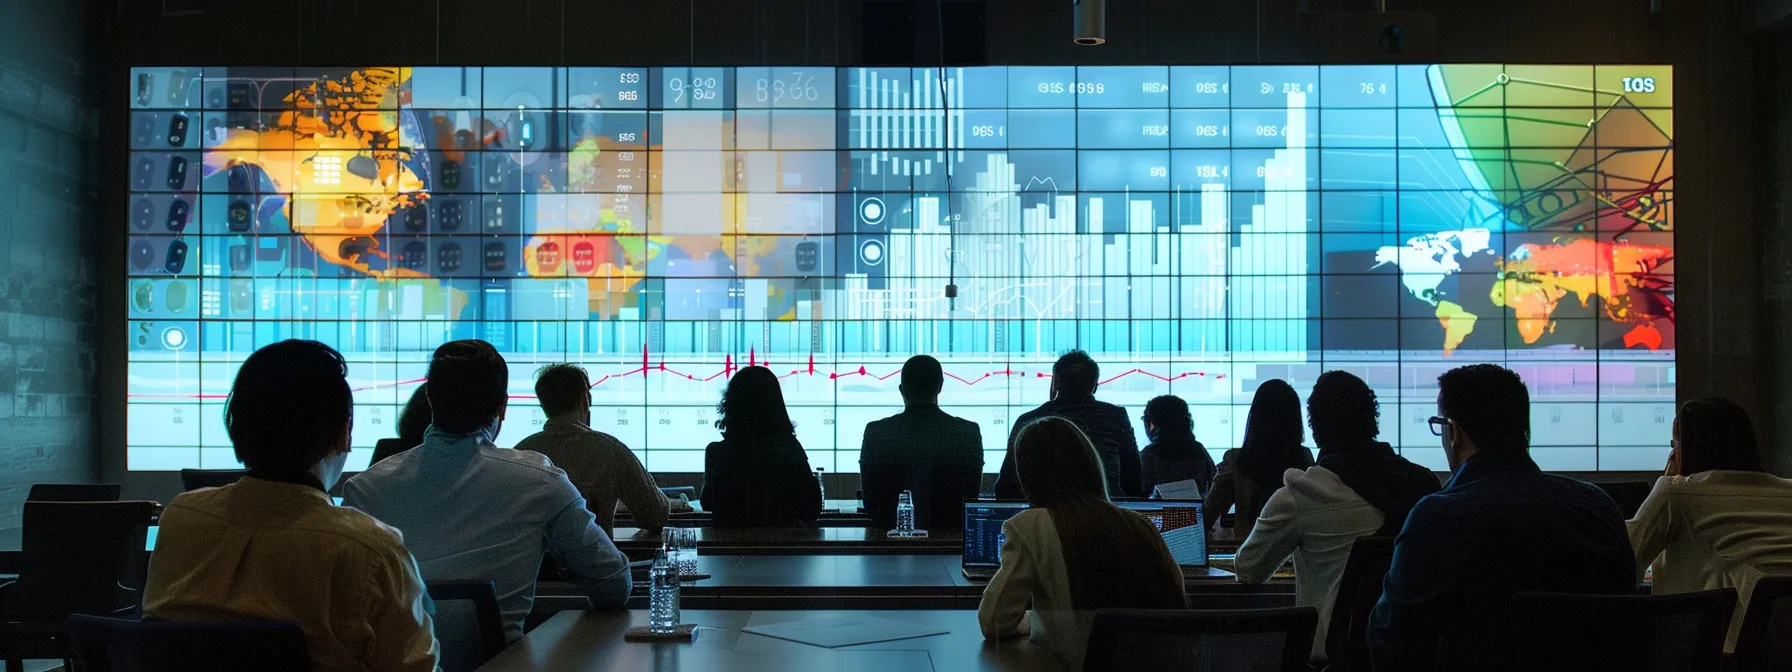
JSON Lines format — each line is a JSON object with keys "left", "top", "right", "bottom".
{"left": 480, "top": 446, "right": 572, "bottom": 479}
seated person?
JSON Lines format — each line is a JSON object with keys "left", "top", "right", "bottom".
{"left": 344, "top": 340, "right": 631, "bottom": 642}
{"left": 994, "top": 351, "right": 1142, "bottom": 498}
{"left": 1235, "top": 371, "right": 1439, "bottom": 663}
{"left": 515, "top": 363, "right": 669, "bottom": 535}
{"left": 860, "top": 355, "right": 983, "bottom": 531}
{"left": 145, "top": 340, "right": 437, "bottom": 671}
{"left": 370, "top": 384, "right": 429, "bottom": 466}
{"left": 1138, "top": 394, "right": 1217, "bottom": 497}
{"left": 1369, "top": 364, "right": 1634, "bottom": 671}
{"left": 1207, "top": 379, "right": 1313, "bottom": 538}
{"left": 978, "top": 416, "right": 1185, "bottom": 670}
{"left": 1630, "top": 397, "right": 1792, "bottom": 653}
{"left": 699, "top": 366, "right": 822, "bottom": 528}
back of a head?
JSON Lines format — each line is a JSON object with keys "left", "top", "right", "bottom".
{"left": 1308, "top": 370, "right": 1380, "bottom": 445}
{"left": 1052, "top": 349, "right": 1099, "bottom": 397}
{"left": 900, "top": 355, "right": 945, "bottom": 402}
{"left": 1678, "top": 397, "right": 1765, "bottom": 474}
{"left": 1437, "top": 364, "right": 1530, "bottom": 454}
{"left": 534, "top": 363, "right": 590, "bottom": 418}
{"left": 1243, "top": 379, "right": 1305, "bottom": 452}
{"left": 1143, "top": 395, "right": 1193, "bottom": 436}
{"left": 426, "top": 340, "right": 509, "bottom": 435}
{"left": 396, "top": 383, "right": 431, "bottom": 444}
{"left": 227, "top": 340, "right": 351, "bottom": 475}
{"left": 1013, "top": 416, "right": 1109, "bottom": 506}
{"left": 715, "top": 366, "right": 795, "bottom": 439}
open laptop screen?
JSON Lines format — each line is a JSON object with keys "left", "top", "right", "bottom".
{"left": 1114, "top": 500, "right": 1208, "bottom": 568}
{"left": 962, "top": 501, "right": 1029, "bottom": 569}
{"left": 961, "top": 499, "right": 1207, "bottom": 569}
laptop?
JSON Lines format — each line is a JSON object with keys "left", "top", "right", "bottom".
{"left": 961, "top": 499, "right": 1208, "bottom": 580}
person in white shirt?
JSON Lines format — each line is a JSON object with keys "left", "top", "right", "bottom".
{"left": 343, "top": 340, "right": 632, "bottom": 644}
{"left": 1629, "top": 396, "right": 1792, "bottom": 652}
{"left": 1234, "top": 370, "right": 1440, "bottom": 663}
{"left": 145, "top": 340, "right": 438, "bottom": 672}
{"left": 977, "top": 415, "right": 1185, "bottom": 670}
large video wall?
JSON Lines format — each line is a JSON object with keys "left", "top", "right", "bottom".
{"left": 125, "top": 65, "right": 1675, "bottom": 472}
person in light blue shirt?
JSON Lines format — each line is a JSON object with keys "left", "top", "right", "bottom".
{"left": 343, "top": 340, "right": 631, "bottom": 643}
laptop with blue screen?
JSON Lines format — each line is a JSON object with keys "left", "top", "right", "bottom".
{"left": 960, "top": 499, "right": 1207, "bottom": 580}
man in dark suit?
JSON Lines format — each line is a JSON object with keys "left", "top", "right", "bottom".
{"left": 1368, "top": 364, "right": 1634, "bottom": 671}
{"left": 993, "top": 350, "right": 1142, "bottom": 499}
{"left": 860, "top": 355, "right": 984, "bottom": 531}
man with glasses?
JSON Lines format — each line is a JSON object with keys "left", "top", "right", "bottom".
{"left": 1367, "top": 364, "right": 1633, "bottom": 671}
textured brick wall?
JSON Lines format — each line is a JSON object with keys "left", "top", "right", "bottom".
{"left": 0, "top": 0, "right": 100, "bottom": 531}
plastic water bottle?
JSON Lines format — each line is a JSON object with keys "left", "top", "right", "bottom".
{"left": 674, "top": 528, "right": 698, "bottom": 575}
{"left": 815, "top": 468, "right": 827, "bottom": 502}
{"left": 649, "top": 547, "right": 681, "bottom": 634}
{"left": 896, "top": 490, "right": 916, "bottom": 535}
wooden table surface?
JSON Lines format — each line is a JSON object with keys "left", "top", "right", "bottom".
{"left": 475, "top": 609, "right": 1067, "bottom": 672}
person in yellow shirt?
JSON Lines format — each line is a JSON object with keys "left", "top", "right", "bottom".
{"left": 144, "top": 340, "right": 439, "bottom": 672}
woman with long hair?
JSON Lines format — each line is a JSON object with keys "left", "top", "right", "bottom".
{"left": 1630, "top": 397, "right": 1792, "bottom": 653}
{"left": 1139, "top": 394, "right": 1218, "bottom": 497}
{"left": 698, "top": 366, "right": 822, "bottom": 528}
{"left": 370, "top": 383, "right": 431, "bottom": 465}
{"left": 1207, "top": 379, "right": 1314, "bottom": 538}
{"left": 979, "top": 416, "right": 1186, "bottom": 669}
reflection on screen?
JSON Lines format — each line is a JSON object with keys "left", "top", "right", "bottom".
{"left": 125, "top": 65, "right": 1675, "bottom": 473}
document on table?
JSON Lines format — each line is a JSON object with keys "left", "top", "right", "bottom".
{"left": 1152, "top": 479, "right": 1203, "bottom": 500}
{"left": 742, "top": 615, "right": 948, "bottom": 648}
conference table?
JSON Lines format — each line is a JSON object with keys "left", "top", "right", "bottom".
{"left": 477, "top": 609, "right": 1068, "bottom": 672}
{"left": 612, "top": 527, "right": 965, "bottom": 556}
{"left": 575, "top": 553, "right": 1289, "bottom": 611}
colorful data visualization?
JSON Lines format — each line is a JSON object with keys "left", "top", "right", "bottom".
{"left": 125, "top": 65, "right": 1674, "bottom": 472}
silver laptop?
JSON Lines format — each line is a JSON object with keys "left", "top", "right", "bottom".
{"left": 960, "top": 499, "right": 1207, "bottom": 580}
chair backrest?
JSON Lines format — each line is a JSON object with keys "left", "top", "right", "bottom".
{"left": 178, "top": 469, "right": 246, "bottom": 492}
{"left": 1324, "top": 536, "right": 1395, "bottom": 672}
{"left": 27, "top": 483, "right": 122, "bottom": 502}
{"left": 13, "top": 501, "right": 156, "bottom": 623}
{"left": 1733, "top": 576, "right": 1792, "bottom": 672}
{"left": 67, "top": 614, "right": 309, "bottom": 672}
{"left": 1511, "top": 588, "right": 1736, "bottom": 672}
{"left": 427, "top": 579, "right": 506, "bottom": 672}
{"left": 1082, "top": 607, "right": 1319, "bottom": 672}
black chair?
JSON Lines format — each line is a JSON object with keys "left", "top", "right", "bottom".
{"left": 178, "top": 469, "right": 246, "bottom": 492}
{"left": 1511, "top": 588, "right": 1736, "bottom": 671}
{"left": 1083, "top": 607, "right": 1319, "bottom": 672}
{"left": 66, "top": 615, "right": 308, "bottom": 672}
{"left": 1323, "top": 536, "right": 1395, "bottom": 672}
{"left": 0, "top": 501, "right": 157, "bottom": 672}
{"left": 26, "top": 484, "right": 121, "bottom": 503}
{"left": 427, "top": 579, "right": 506, "bottom": 672}
{"left": 1732, "top": 576, "right": 1792, "bottom": 672}
{"left": 1594, "top": 481, "right": 1655, "bottom": 519}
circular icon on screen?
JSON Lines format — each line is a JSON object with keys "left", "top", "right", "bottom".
{"left": 161, "top": 326, "right": 187, "bottom": 350}
{"left": 859, "top": 197, "right": 885, "bottom": 226}
{"left": 859, "top": 239, "right": 885, "bottom": 267}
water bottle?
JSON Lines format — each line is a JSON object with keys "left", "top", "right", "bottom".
{"left": 649, "top": 547, "right": 681, "bottom": 634}
{"left": 815, "top": 468, "right": 827, "bottom": 502}
{"left": 675, "top": 528, "right": 698, "bottom": 575}
{"left": 896, "top": 490, "right": 916, "bottom": 535}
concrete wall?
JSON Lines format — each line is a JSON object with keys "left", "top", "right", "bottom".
{"left": 93, "top": 0, "right": 1771, "bottom": 498}
{"left": 0, "top": 0, "right": 103, "bottom": 531}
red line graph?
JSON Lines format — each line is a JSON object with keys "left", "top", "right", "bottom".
{"left": 126, "top": 347, "right": 1224, "bottom": 400}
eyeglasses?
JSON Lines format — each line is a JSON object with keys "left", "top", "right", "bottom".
{"left": 1427, "top": 416, "right": 1451, "bottom": 437}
